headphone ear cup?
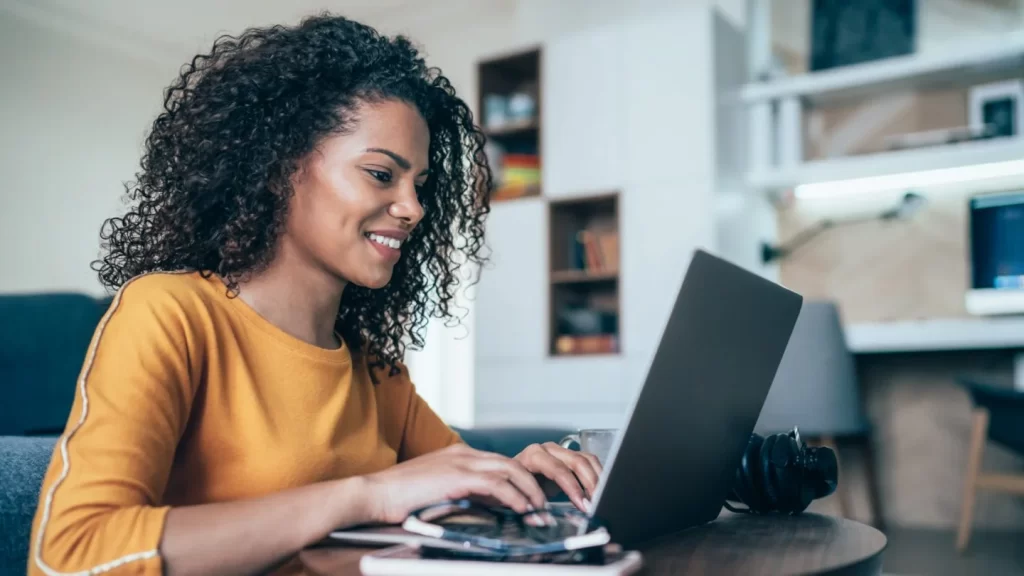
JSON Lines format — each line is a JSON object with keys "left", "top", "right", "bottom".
{"left": 750, "top": 435, "right": 773, "bottom": 512}
{"left": 732, "top": 434, "right": 764, "bottom": 512}
{"left": 759, "top": 434, "right": 781, "bottom": 511}
{"left": 792, "top": 441, "right": 818, "bottom": 514}
{"left": 772, "top": 435, "right": 803, "bottom": 513}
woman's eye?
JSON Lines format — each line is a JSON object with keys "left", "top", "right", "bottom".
{"left": 368, "top": 170, "right": 392, "bottom": 183}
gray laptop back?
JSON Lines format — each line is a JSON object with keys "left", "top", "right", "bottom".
{"left": 591, "top": 249, "right": 802, "bottom": 546}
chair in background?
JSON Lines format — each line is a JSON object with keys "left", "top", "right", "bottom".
{"left": 754, "top": 301, "right": 884, "bottom": 529}
{"left": 955, "top": 378, "right": 1024, "bottom": 553}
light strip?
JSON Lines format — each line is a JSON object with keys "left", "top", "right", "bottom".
{"left": 794, "top": 158, "right": 1024, "bottom": 199}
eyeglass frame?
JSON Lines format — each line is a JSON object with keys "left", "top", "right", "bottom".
{"left": 401, "top": 499, "right": 610, "bottom": 558}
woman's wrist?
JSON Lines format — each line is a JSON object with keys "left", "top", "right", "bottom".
{"left": 290, "top": 476, "right": 378, "bottom": 549}
{"left": 354, "top": 472, "right": 390, "bottom": 524}
{"left": 328, "top": 475, "right": 380, "bottom": 529}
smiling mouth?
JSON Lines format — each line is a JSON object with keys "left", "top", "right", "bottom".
{"left": 365, "top": 232, "right": 403, "bottom": 250}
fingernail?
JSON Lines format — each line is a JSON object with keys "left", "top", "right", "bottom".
{"left": 527, "top": 504, "right": 536, "bottom": 512}
{"left": 583, "top": 498, "right": 593, "bottom": 513}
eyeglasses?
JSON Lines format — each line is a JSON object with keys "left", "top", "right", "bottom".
{"left": 401, "top": 499, "right": 611, "bottom": 561}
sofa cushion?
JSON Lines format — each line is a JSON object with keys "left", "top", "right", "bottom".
{"left": 0, "top": 436, "right": 55, "bottom": 576}
{"left": 0, "top": 293, "right": 110, "bottom": 435}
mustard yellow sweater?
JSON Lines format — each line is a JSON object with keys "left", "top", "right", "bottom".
{"left": 28, "top": 272, "right": 460, "bottom": 575}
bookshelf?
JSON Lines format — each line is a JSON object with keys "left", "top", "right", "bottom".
{"left": 470, "top": 4, "right": 736, "bottom": 428}
{"left": 547, "top": 192, "right": 621, "bottom": 356}
{"left": 478, "top": 48, "right": 542, "bottom": 202}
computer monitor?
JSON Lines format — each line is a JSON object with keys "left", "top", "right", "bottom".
{"left": 966, "top": 190, "right": 1024, "bottom": 316}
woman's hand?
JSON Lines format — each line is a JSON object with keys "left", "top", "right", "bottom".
{"left": 363, "top": 443, "right": 550, "bottom": 524}
{"left": 514, "top": 442, "right": 604, "bottom": 513}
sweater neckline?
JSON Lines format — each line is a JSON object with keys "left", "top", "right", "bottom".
{"left": 204, "top": 274, "right": 352, "bottom": 365}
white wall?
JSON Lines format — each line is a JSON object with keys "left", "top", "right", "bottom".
{"left": 0, "top": 8, "right": 171, "bottom": 295}
{"left": 0, "top": 0, "right": 452, "bottom": 298}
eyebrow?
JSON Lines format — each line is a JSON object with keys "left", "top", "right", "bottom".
{"left": 364, "top": 147, "right": 429, "bottom": 175}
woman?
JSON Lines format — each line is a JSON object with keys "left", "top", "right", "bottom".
{"left": 29, "top": 14, "right": 601, "bottom": 576}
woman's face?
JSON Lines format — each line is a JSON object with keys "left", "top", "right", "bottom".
{"left": 285, "top": 99, "right": 429, "bottom": 289}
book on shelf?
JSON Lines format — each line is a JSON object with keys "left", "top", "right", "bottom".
{"left": 502, "top": 153, "right": 539, "bottom": 183}
{"left": 571, "top": 229, "right": 619, "bottom": 274}
{"left": 555, "top": 334, "right": 618, "bottom": 355}
{"left": 490, "top": 151, "right": 540, "bottom": 201}
{"left": 492, "top": 183, "right": 539, "bottom": 201}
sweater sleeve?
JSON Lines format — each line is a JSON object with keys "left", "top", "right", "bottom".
{"left": 28, "top": 275, "right": 199, "bottom": 576}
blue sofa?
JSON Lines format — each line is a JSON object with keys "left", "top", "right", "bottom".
{"left": 0, "top": 292, "right": 569, "bottom": 575}
{"left": 0, "top": 293, "right": 112, "bottom": 436}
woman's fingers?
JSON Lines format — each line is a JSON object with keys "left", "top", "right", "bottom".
{"left": 579, "top": 451, "right": 605, "bottom": 477}
{"left": 467, "top": 472, "right": 532, "bottom": 514}
{"left": 516, "top": 445, "right": 588, "bottom": 512}
{"left": 467, "top": 452, "right": 549, "bottom": 511}
{"left": 544, "top": 443, "right": 602, "bottom": 497}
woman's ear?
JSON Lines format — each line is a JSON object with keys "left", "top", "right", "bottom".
{"left": 277, "top": 157, "right": 310, "bottom": 199}
{"left": 289, "top": 159, "right": 308, "bottom": 188}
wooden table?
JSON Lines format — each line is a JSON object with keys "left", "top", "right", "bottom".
{"left": 300, "top": 512, "right": 887, "bottom": 575}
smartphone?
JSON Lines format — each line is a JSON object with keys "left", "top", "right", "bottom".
{"left": 360, "top": 544, "right": 643, "bottom": 575}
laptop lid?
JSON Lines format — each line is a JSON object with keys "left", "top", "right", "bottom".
{"left": 590, "top": 249, "right": 803, "bottom": 547}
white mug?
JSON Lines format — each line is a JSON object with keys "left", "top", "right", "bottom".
{"left": 559, "top": 428, "right": 618, "bottom": 465}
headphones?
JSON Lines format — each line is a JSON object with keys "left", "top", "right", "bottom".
{"left": 725, "top": 427, "right": 838, "bottom": 515}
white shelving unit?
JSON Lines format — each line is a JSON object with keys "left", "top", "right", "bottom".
{"left": 749, "top": 136, "right": 1024, "bottom": 191}
{"left": 741, "top": 11, "right": 1024, "bottom": 192}
{"left": 742, "top": 30, "right": 1024, "bottom": 105}
{"left": 473, "top": 5, "right": 735, "bottom": 429}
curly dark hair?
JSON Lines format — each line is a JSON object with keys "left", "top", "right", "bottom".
{"left": 93, "top": 13, "right": 492, "bottom": 378}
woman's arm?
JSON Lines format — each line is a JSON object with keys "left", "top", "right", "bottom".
{"left": 29, "top": 278, "right": 384, "bottom": 576}
{"left": 162, "top": 443, "right": 562, "bottom": 575}
{"left": 30, "top": 278, "right": 199, "bottom": 576}
{"left": 159, "top": 476, "right": 374, "bottom": 576}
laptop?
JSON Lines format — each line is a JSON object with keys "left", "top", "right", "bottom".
{"left": 330, "top": 249, "right": 802, "bottom": 548}
{"left": 587, "top": 249, "right": 802, "bottom": 546}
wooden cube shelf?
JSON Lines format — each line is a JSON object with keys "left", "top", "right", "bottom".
{"left": 478, "top": 48, "right": 542, "bottom": 202}
{"left": 548, "top": 192, "right": 621, "bottom": 356}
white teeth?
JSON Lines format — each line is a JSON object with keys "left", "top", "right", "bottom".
{"left": 368, "top": 233, "right": 402, "bottom": 250}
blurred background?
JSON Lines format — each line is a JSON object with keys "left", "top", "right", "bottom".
{"left": 2, "top": 0, "right": 1024, "bottom": 573}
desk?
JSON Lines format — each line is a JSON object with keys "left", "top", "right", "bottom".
{"left": 299, "top": 512, "right": 887, "bottom": 576}
{"left": 845, "top": 317, "right": 1024, "bottom": 354}
{"left": 846, "top": 317, "right": 1024, "bottom": 390}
